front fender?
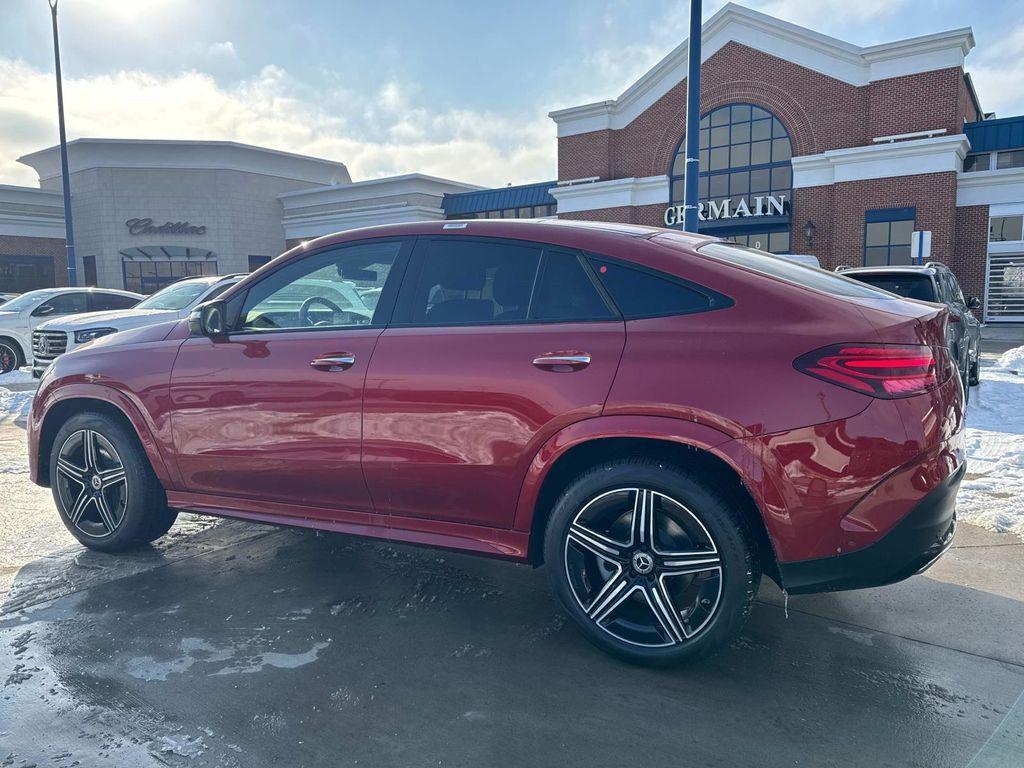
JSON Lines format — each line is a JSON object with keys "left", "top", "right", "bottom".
{"left": 511, "top": 414, "right": 744, "bottom": 532}
{"left": 30, "top": 379, "right": 178, "bottom": 489}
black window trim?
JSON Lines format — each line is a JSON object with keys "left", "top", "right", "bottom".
{"left": 389, "top": 235, "right": 621, "bottom": 329}
{"left": 584, "top": 249, "right": 734, "bottom": 320}
{"left": 224, "top": 236, "right": 414, "bottom": 337}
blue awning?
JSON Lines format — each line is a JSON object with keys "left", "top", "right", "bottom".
{"left": 442, "top": 180, "right": 556, "bottom": 215}
{"left": 966, "top": 115, "right": 1024, "bottom": 153}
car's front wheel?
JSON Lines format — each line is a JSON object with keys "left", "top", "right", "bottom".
{"left": 544, "top": 457, "right": 760, "bottom": 666}
{"left": 50, "top": 412, "right": 176, "bottom": 552}
{"left": 0, "top": 338, "right": 22, "bottom": 374}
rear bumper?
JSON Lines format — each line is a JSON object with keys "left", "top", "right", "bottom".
{"left": 778, "top": 462, "right": 963, "bottom": 594}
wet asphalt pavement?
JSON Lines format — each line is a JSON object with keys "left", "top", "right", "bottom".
{"left": 2, "top": 407, "right": 1024, "bottom": 766}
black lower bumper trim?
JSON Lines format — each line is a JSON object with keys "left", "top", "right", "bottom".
{"left": 778, "top": 462, "right": 964, "bottom": 595}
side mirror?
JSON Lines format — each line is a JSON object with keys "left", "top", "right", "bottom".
{"left": 967, "top": 296, "right": 981, "bottom": 310}
{"left": 33, "top": 304, "right": 55, "bottom": 317}
{"left": 188, "top": 300, "right": 228, "bottom": 338}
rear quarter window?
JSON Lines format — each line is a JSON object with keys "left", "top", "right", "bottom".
{"left": 587, "top": 256, "right": 729, "bottom": 319}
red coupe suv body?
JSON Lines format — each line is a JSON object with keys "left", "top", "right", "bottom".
{"left": 28, "top": 220, "right": 964, "bottom": 664}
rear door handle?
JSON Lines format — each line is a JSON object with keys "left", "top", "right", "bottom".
{"left": 310, "top": 354, "right": 356, "bottom": 371}
{"left": 533, "top": 353, "right": 591, "bottom": 371}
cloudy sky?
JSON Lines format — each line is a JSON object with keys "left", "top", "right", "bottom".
{"left": 1, "top": 0, "right": 1022, "bottom": 188}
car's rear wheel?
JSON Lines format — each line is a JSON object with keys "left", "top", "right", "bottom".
{"left": 544, "top": 457, "right": 760, "bottom": 666}
{"left": 969, "top": 359, "right": 980, "bottom": 387}
{"left": 0, "top": 338, "right": 22, "bottom": 374}
{"left": 50, "top": 412, "right": 174, "bottom": 552}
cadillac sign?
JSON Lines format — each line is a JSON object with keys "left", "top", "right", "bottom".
{"left": 125, "top": 218, "right": 207, "bottom": 236}
{"left": 663, "top": 194, "right": 787, "bottom": 227}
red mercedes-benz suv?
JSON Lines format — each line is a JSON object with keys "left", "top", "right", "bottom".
{"left": 28, "top": 220, "right": 964, "bottom": 665}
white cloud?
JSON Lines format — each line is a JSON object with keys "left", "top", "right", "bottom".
{"left": 207, "top": 41, "right": 237, "bottom": 60}
{"left": 969, "top": 24, "right": 1024, "bottom": 117}
{"left": 753, "top": 0, "right": 907, "bottom": 30}
{"left": 0, "top": 59, "right": 555, "bottom": 188}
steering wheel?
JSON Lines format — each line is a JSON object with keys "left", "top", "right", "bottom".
{"left": 299, "top": 296, "right": 345, "bottom": 327}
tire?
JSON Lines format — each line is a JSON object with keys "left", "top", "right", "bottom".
{"left": 969, "top": 359, "right": 980, "bottom": 387}
{"left": 134, "top": 505, "right": 179, "bottom": 544}
{"left": 49, "top": 412, "right": 172, "bottom": 553}
{"left": 543, "top": 457, "right": 761, "bottom": 666}
{"left": 0, "top": 338, "right": 23, "bottom": 375}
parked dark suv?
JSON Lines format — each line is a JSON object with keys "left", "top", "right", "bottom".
{"left": 28, "top": 221, "right": 964, "bottom": 665}
{"left": 839, "top": 263, "right": 982, "bottom": 391}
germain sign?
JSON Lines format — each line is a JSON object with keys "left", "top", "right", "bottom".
{"left": 663, "top": 194, "right": 788, "bottom": 227}
{"left": 125, "top": 218, "right": 207, "bottom": 236}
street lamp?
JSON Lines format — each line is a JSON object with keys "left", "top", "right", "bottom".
{"left": 48, "top": 0, "right": 78, "bottom": 287}
{"left": 804, "top": 219, "right": 817, "bottom": 249}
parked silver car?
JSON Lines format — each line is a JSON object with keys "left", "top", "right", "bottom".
{"left": 838, "top": 262, "right": 982, "bottom": 394}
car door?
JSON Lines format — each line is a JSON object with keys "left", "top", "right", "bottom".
{"left": 361, "top": 236, "right": 626, "bottom": 529}
{"left": 167, "top": 238, "right": 411, "bottom": 519}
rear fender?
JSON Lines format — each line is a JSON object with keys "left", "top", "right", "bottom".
{"left": 512, "top": 414, "right": 746, "bottom": 532}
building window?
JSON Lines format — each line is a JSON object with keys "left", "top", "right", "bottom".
{"left": 82, "top": 255, "right": 98, "bottom": 287}
{"left": 670, "top": 104, "right": 792, "bottom": 210}
{"left": 864, "top": 208, "right": 915, "bottom": 266}
{"left": 447, "top": 203, "right": 556, "bottom": 220}
{"left": 121, "top": 246, "right": 218, "bottom": 294}
{"left": 990, "top": 215, "right": 1024, "bottom": 242}
{"left": 963, "top": 153, "right": 992, "bottom": 172}
{"left": 668, "top": 104, "right": 793, "bottom": 253}
{"left": 723, "top": 231, "right": 791, "bottom": 252}
{"left": 0, "top": 255, "right": 55, "bottom": 293}
{"left": 248, "top": 254, "right": 272, "bottom": 271}
{"left": 996, "top": 150, "right": 1024, "bottom": 170}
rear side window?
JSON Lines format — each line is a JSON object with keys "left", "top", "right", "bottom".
{"left": 587, "top": 258, "right": 719, "bottom": 319}
{"left": 90, "top": 292, "right": 139, "bottom": 311}
{"left": 692, "top": 241, "right": 889, "bottom": 299}
{"left": 531, "top": 251, "right": 614, "bottom": 322}
{"left": 846, "top": 274, "right": 937, "bottom": 302}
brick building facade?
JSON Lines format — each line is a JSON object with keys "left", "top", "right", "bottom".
{"left": 546, "top": 4, "right": 1024, "bottom": 322}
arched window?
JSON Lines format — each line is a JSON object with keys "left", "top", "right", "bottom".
{"left": 669, "top": 104, "right": 793, "bottom": 252}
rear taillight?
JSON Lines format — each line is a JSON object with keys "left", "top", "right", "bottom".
{"left": 794, "top": 343, "right": 947, "bottom": 399}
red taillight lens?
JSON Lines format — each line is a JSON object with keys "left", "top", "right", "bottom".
{"left": 794, "top": 343, "right": 946, "bottom": 399}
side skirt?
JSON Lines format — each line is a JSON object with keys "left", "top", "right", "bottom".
{"left": 166, "top": 491, "right": 530, "bottom": 561}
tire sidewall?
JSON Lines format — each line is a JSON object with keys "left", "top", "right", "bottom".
{"left": 50, "top": 412, "right": 152, "bottom": 551}
{"left": 544, "top": 459, "right": 758, "bottom": 666}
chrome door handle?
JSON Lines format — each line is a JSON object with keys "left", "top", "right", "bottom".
{"left": 533, "top": 353, "right": 591, "bottom": 371}
{"left": 310, "top": 354, "right": 356, "bottom": 371}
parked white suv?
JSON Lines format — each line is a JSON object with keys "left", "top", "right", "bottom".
{"left": 31, "top": 274, "right": 243, "bottom": 377}
{"left": 0, "top": 287, "right": 142, "bottom": 374}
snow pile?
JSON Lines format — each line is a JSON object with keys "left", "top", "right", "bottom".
{"left": 958, "top": 347, "right": 1024, "bottom": 539}
{"left": 0, "top": 368, "right": 34, "bottom": 386}
{"left": 0, "top": 387, "right": 33, "bottom": 422}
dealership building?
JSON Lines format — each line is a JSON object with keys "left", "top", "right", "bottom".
{"left": 2, "top": 3, "right": 1024, "bottom": 321}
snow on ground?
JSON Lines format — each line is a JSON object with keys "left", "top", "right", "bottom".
{"left": 0, "top": 368, "right": 35, "bottom": 386}
{"left": 958, "top": 347, "right": 1024, "bottom": 540}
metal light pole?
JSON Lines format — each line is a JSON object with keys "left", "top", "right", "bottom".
{"left": 49, "top": 0, "right": 77, "bottom": 286}
{"left": 682, "top": 0, "right": 702, "bottom": 233}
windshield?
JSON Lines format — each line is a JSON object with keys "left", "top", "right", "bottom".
{"left": 135, "top": 280, "right": 216, "bottom": 311}
{"left": 0, "top": 290, "right": 58, "bottom": 313}
{"left": 847, "top": 273, "right": 938, "bottom": 302}
{"left": 676, "top": 239, "right": 894, "bottom": 299}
